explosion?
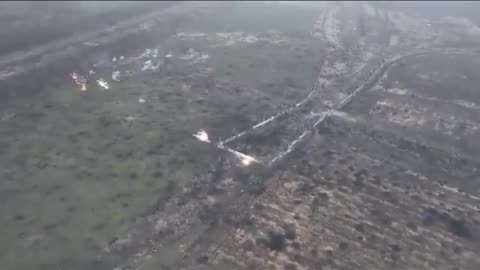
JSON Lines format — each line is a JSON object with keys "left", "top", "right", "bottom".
{"left": 96, "top": 78, "right": 110, "bottom": 90}
{"left": 70, "top": 72, "right": 87, "bottom": 91}
{"left": 193, "top": 129, "right": 259, "bottom": 167}
{"left": 241, "top": 156, "right": 255, "bottom": 166}
{"left": 233, "top": 151, "right": 258, "bottom": 167}
{"left": 193, "top": 129, "right": 211, "bottom": 143}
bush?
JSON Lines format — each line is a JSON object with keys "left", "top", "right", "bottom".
{"left": 197, "top": 254, "right": 209, "bottom": 264}
{"left": 165, "top": 179, "right": 176, "bottom": 194}
{"left": 339, "top": 242, "right": 348, "bottom": 250}
{"left": 284, "top": 263, "right": 297, "bottom": 270}
{"left": 267, "top": 230, "right": 286, "bottom": 252}
{"left": 448, "top": 218, "right": 472, "bottom": 239}
{"left": 283, "top": 223, "right": 297, "bottom": 240}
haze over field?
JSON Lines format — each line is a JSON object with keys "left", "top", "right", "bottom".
{"left": 1, "top": 1, "right": 480, "bottom": 270}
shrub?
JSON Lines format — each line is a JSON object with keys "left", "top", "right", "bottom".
{"left": 267, "top": 230, "right": 286, "bottom": 252}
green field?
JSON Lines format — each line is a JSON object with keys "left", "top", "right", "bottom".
{"left": 0, "top": 2, "right": 324, "bottom": 269}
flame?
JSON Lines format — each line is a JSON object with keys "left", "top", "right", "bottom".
{"left": 97, "top": 79, "right": 109, "bottom": 90}
{"left": 193, "top": 129, "right": 210, "bottom": 143}
{"left": 241, "top": 156, "right": 254, "bottom": 166}
{"left": 70, "top": 72, "right": 87, "bottom": 91}
{"left": 193, "top": 129, "right": 259, "bottom": 167}
{"left": 218, "top": 142, "right": 258, "bottom": 166}
{"left": 234, "top": 151, "right": 258, "bottom": 167}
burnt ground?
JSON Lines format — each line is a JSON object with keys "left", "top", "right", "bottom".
{"left": 165, "top": 3, "right": 480, "bottom": 270}
{"left": 2, "top": 1, "right": 480, "bottom": 270}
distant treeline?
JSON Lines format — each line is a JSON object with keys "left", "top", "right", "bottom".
{"left": 0, "top": 1, "right": 178, "bottom": 55}
{"left": 370, "top": 1, "right": 480, "bottom": 25}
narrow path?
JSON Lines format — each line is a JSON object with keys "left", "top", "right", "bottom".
{"left": 266, "top": 48, "right": 475, "bottom": 167}
{"left": 190, "top": 47, "right": 480, "bottom": 269}
{"left": 218, "top": 51, "right": 330, "bottom": 146}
